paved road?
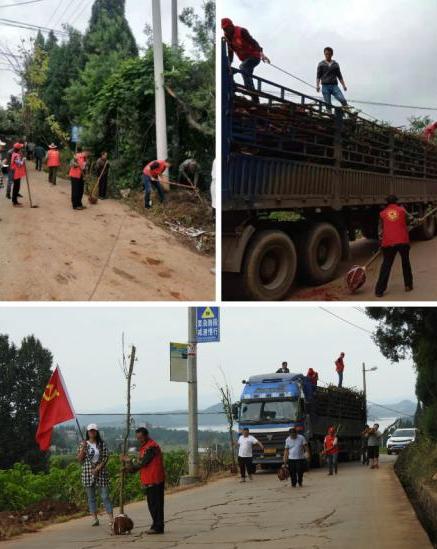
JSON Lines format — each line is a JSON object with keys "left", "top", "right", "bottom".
{"left": 291, "top": 237, "right": 437, "bottom": 301}
{"left": 2, "top": 456, "right": 431, "bottom": 549}
{"left": 0, "top": 167, "right": 214, "bottom": 301}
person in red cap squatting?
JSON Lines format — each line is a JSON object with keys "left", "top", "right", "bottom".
{"left": 46, "top": 143, "right": 61, "bottom": 185}
{"left": 375, "top": 195, "right": 413, "bottom": 298}
{"left": 221, "top": 18, "right": 270, "bottom": 103}
{"left": 121, "top": 427, "right": 165, "bottom": 535}
{"left": 10, "top": 142, "right": 26, "bottom": 207}
{"left": 324, "top": 427, "right": 339, "bottom": 475}
{"left": 143, "top": 159, "right": 169, "bottom": 208}
{"left": 335, "top": 352, "right": 345, "bottom": 387}
{"left": 69, "top": 146, "right": 87, "bottom": 210}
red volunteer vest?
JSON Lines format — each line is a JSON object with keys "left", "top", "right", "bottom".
{"left": 69, "top": 154, "right": 82, "bottom": 179}
{"left": 11, "top": 152, "right": 26, "bottom": 179}
{"left": 139, "top": 439, "right": 165, "bottom": 485}
{"left": 335, "top": 358, "right": 344, "bottom": 373}
{"left": 230, "top": 27, "right": 262, "bottom": 62}
{"left": 47, "top": 149, "right": 60, "bottom": 167}
{"left": 380, "top": 204, "right": 409, "bottom": 247}
{"left": 324, "top": 435, "right": 338, "bottom": 455}
{"left": 144, "top": 160, "right": 167, "bottom": 178}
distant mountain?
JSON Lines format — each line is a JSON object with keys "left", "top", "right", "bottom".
{"left": 367, "top": 399, "right": 416, "bottom": 420}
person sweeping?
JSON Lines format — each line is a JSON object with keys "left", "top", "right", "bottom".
{"left": 375, "top": 195, "right": 413, "bottom": 297}
{"left": 69, "top": 146, "right": 87, "bottom": 210}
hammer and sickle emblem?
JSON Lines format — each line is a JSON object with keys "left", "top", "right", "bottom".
{"left": 43, "top": 384, "right": 60, "bottom": 402}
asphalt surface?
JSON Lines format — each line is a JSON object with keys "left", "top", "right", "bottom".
{"left": 2, "top": 456, "right": 431, "bottom": 549}
{"left": 0, "top": 166, "right": 214, "bottom": 301}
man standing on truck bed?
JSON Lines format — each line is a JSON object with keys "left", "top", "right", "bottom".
{"left": 375, "top": 195, "right": 413, "bottom": 298}
{"left": 316, "top": 47, "right": 349, "bottom": 111}
{"left": 276, "top": 361, "right": 290, "bottom": 373}
{"left": 221, "top": 18, "right": 270, "bottom": 103}
{"left": 283, "top": 427, "right": 309, "bottom": 488}
{"left": 335, "top": 352, "right": 345, "bottom": 387}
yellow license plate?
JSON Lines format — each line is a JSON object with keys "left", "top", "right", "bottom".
{"left": 264, "top": 448, "right": 276, "bottom": 455}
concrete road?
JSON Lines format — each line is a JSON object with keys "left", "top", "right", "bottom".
{"left": 0, "top": 167, "right": 214, "bottom": 301}
{"left": 2, "top": 456, "right": 431, "bottom": 549}
{"left": 292, "top": 237, "right": 437, "bottom": 301}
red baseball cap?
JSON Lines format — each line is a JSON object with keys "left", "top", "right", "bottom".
{"left": 221, "top": 18, "right": 234, "bottom": 29}
{"left": 13, "top": 142, "right": 24, "bottom": 149}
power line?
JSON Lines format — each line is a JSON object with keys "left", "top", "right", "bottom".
{"left": 45, "top": 0, "right": 65, "bottom": 27}
{"left": 69, "top": 0, "right": 90, "bottom": 27}
{"left": 319, "top": 307, "right": 374, "bottom": 335}
{"left": 0, "top": 0, "right": 47, "bottom": 7}
{"left": 367, "top": 400, "right": 414, "bottom": 419}
{"left": 0, "top": 17, "right": 68, "bottom": 36}
{"left": 52, "top": 0, "right": 79, "bottom": 30}
{"left": 347, "top": 99, "right": 437, "bottom": 112}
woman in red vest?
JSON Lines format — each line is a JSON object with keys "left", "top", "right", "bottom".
{"left": 122, "top": 427, "right": 165, "bottom": 535}
{"left": 10, "top": 142, "right": 26, "bottom": 207}
{"left": 221, "top": 18, "right": 270, "bottom": 102}
{"left": 69, "top": 146, "right": 86, "bottom": 210}
{"left": 375, "top": 195, "right": 413, "bottom": 297}
{"left": 46, "top": 143, "right": 61, "bottom": 185}
{"left": 323, "top": 427, "right": 339, "bottom": 475}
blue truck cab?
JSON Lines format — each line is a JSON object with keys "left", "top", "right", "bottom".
{"left": 233, "top": 372, "right": 365, "bottom": 467}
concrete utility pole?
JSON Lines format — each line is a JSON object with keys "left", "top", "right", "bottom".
{"left": 362, "top": 363, "right": 378, "bottom": 423}
{"left": 152, "top": 0, "right": 168, "bottom": 162}
{"left": 171, "top": 0, "right": 178, "bottom": 51}
{"left": 181, "top": 307, "right": 200, "bottom": 484}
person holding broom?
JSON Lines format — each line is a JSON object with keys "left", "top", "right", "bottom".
{"left": 77, "top": 424, "right": 114, "bottom": 529}
{"left": 10, "top": 142, "right": 26, "bottom": 207}
{"left": 143, "top": 159, "right": 170, "bottom": 208}
{"left": 121, "top": 427, "right": 165, "bottom": 535}
{"left": 95, "top": 151, "right": 110, "bottom": 199}
{"left": 375, "top": 195, "right": 413, "bottom": 297}
{"left": 69, "top": 146, "right": 87, "bottom": 210}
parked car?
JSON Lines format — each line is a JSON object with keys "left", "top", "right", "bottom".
{"left": 386, "top": 428, "right": 418, "bottom": 455}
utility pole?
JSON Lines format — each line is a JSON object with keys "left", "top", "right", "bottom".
{"left": 362, "top": 362, "right": 367, "bottom": 424}
{"left": 180, "top": 307, "right": 199, "bottom": 484}
{"left": 152, "top": 0, "right": 168, "bottom": 162}
{"left": 171, "top": 0, "right": 178, "bottom": 51}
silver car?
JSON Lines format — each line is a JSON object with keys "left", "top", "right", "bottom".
{"left": 386, "top": 428, "right": 417, "bottom": 455}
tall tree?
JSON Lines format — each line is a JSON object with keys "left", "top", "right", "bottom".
{"left": 366, "top": 308, "right": 437, "bottom": 439}
{"left": 0, "top": 335, "right": 53, "bottom": 471}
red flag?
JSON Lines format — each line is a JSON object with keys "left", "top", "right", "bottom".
{"left": 36, "top": 367, "right": 75, "bottom": 451}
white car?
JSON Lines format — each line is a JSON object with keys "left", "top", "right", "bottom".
{"left": 386, "top": 428, "right": 418, "bottom": 455}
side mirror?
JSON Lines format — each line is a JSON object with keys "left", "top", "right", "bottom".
{"left": 231, "top": 403, "right": 239, "bottom": 421}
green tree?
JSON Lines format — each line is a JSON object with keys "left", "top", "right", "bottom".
{"left": 366, "top": 308, "right": 437, "bottom": 439}
{"left": 0, "top": 335, "right": 53, "bottom": 471}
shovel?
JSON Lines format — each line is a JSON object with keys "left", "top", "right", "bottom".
{"left": 346, "top": 207, "right": 437, "bottom": 293}
{"left": 25, "top": 165, "right": 38, "bottom": 208}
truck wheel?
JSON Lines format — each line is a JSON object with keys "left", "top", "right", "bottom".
{"left": 243, "top": 230, "right": 297, "bottom": 301}
{"left": 412, "top": 213, "right": 436, "bottom": 241}
{"left": 302, "top": 223, "right": 342, "bottom": 285}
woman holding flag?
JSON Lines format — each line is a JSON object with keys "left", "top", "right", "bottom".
{"left": 77, "top": 424, "right": 114, "bottom": 528}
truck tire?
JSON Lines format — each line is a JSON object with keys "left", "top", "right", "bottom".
{"left": 242, "top": 230, "right": 297, "bottom": 301}
{"left": 412, "top": 213, "right": 436, "bottom": 241}
{"left": 301, "top": 223, "right": 342, "bottom": 285}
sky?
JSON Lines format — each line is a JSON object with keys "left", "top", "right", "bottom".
{"left": 0, "top": 0, "right": 207, "bottom": 106}
{"left": 1, "top": 306, "right": 418, "bottom": 414}
{"left": 221, "top": 0, "right": 437, "bottom": 127}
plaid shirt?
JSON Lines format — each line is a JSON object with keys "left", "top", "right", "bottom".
{"left": 78, "top": 441, "right": 110, "bottom": 487}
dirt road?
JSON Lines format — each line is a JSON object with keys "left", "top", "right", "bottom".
{"left": 2, "top": 456, "right": 431, "bottom": 549}
{"left": 292, "top": 237, "right": 437, "bottom": 301}
{"left": 0, "top": 168, "right": 214, "bottom": 301}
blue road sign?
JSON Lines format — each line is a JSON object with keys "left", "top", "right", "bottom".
{"left": 71, "top": 126, "right": 82, "bottom": 143}
{"left": 196, "top": 307, "right": 220, "bottom": 343}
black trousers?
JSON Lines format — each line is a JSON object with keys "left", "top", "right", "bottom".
{"left": 98, "top": 173, "right": 108, "bottom": 198}
{"left": 71, "top": 177, "right": 84, "bottom": 208}
{"left": 35, "top": 157, "right": 43, "bottom": 171}
{"left": 238, "top": 456, "right": 253, "bottom": 477}
{"left": 49, "top": 166, "right": 58, "bottom": 185}
{"left": 375, "top": 244, "right": 413, "bottom": 295}
{"left": 145, "top": 482, "right": 165, "bottom": 533}
{"left": 12, "top": 178, "right": 21, "bottom": 204}
{"left": 288, "top": 459, "right": 305, "bottom": 486}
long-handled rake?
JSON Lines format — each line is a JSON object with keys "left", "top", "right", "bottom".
{"left": 25, "top": 165, "right": 39, "bottom": 208}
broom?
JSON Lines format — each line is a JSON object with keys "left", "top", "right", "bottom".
{"left": 88, "top": 160, "right": 108, "bottom": 205}
{"left": 113, "top": 344, "right": 136, "bottom": 535}
{"left": 346, "top": 207, "right": 437, "bottom": 293}
{"left": 24, "top": 164, "right": 38, "bottom": 208}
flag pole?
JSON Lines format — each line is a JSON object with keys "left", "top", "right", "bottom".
{"left": 75, "top": 417, "right": 84, "bottom": 441}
